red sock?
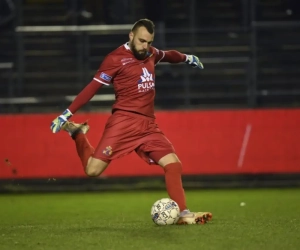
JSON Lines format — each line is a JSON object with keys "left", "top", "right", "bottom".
{"left": 164, "top": 162, "right": 187, "bottom": 211}
{"left": 73, "top": 133, "right": 95, "bottom": 170}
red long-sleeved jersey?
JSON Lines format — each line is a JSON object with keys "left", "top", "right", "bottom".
{"left": 68, "top": 43, "right": 186, "bottom": 118}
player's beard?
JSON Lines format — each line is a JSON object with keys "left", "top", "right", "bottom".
{"left": 131, "top": 42, "right": 147, "bottom": 60}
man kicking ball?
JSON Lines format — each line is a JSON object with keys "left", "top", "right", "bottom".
{"left": 50, "top": 18, "right": 212, "bottom": 225}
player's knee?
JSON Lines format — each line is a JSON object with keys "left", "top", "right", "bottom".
{"left": 85, "top": 158, "right": 109, "bottom": 177}
{"left": 85, "top": 166, "right": 101, "bottom": 177}
{"left": 157, "top": 153, "right": 181, "bottom": 167}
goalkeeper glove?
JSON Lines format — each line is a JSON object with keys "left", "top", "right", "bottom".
{"left": 50, "top": 109, "right": 72, "bottom": 133}
{"left": 185, "top": 55, "right": 204, "bottom": 69}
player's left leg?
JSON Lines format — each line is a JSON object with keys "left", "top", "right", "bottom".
{"left": 149, "top": 151, "right": 187, "bottom": 211}
{"left": 152, "top": 152, "right": 212, "bottom": 225}
{"left": 136, "top": 128, "right": 213, "bottom": 225}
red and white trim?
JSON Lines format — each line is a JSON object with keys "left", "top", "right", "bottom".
{"left": 124, "top": 42, "right": 130, "bottom": 50}
{"left": 155, "top": 50, "right": 165, "bottom": 65}
{"left": 93, "top": 77, "right": 110, "bottom": 85}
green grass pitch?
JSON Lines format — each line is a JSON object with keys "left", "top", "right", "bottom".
{"left": 0, "top": 189, "right": 299, "bottom": 250}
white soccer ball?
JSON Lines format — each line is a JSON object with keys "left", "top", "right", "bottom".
{"left": 150, "top": 198, "right": 180, "bottom": 225}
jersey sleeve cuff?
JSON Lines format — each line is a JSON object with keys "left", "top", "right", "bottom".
{"left": 93, "top": 77, "right": 110, "bottom": 85}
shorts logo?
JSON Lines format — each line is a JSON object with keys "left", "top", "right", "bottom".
{"left": 100, "top": 72, "right": 112, "bottom": 82}
{"left": 138, "top": 67, "right": 155, "bottom": 92}
{"left": 103, "top": 146, "right": 112, "bottom": 156}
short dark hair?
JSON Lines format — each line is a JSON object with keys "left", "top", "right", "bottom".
{"left": 131, "top": 18, "right": 155, "bottom": 34}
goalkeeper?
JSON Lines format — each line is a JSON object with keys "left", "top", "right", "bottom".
{"left": 50, "top": 18, "right": 212, "bottom": 225}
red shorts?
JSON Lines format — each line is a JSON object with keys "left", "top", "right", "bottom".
{"left": 93, "top": 110, "right": 175, "bottom": 164}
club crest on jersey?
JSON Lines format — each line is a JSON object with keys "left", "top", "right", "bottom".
{"left": 138, "top": 67, "right": 155, "bottom": 92}
{"left": 103, "top": 146, "right": 112, "bottom": 156}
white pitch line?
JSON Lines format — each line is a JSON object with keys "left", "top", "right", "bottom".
{"left": 237, "top": 124, "right": 252, "bottom": 168}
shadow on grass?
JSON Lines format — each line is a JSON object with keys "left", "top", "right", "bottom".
{"left": 65, "top": 223, "right": 197, "bottom": 243}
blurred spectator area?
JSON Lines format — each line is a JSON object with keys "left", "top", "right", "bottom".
{"left": 0, "top": 0, "right": 300, "bottom": 113}
{"left": 15, "top": 0, "right": 300, "bottom": 25}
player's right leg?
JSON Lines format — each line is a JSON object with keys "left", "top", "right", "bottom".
{"left": 62, "top": 121, "right": 110, "bottom": 177}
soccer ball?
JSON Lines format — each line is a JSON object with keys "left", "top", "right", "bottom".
{"left": 150, "top": 198, "right": 180, "bottom": 225}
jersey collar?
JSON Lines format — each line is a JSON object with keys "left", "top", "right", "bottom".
{"left": 124, "top": 42, "right": 153, "bottom": 58}
{"left": 124, "top": 42, "right": 130, "bottom": 50}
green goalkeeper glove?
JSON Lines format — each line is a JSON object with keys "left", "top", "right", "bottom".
{"left": 185, "top": 55, "right": 204, "bottom": 69}
{"left": 50, "top": 109, "right": 72, "bottom": 133}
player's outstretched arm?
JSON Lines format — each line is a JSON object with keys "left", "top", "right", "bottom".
{"left": 157, "top": 50, "right": 204, "bottom": 69}
{"left": 50, "top": 80, "right": 102, "bottom": 133}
